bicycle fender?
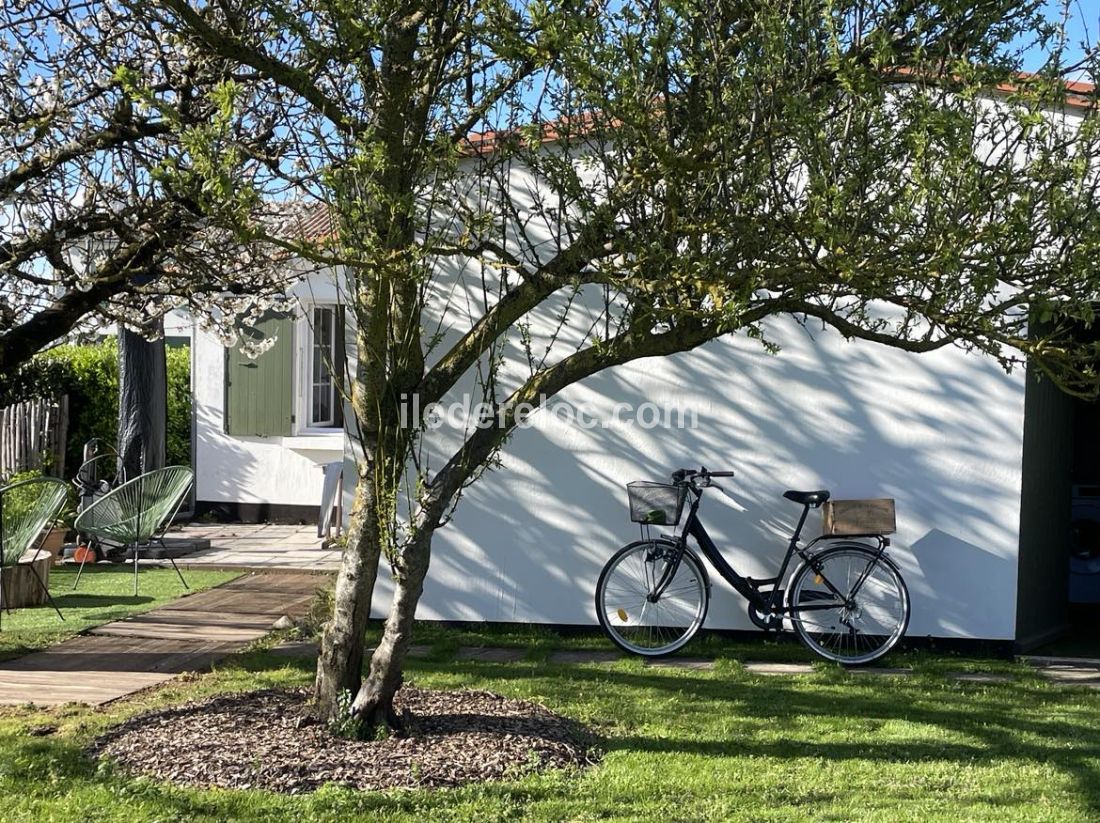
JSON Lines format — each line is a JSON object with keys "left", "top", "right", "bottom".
{"left": 785, "top": 541, "right": 902, "bottom": 599}
{"left": 619, "top": 537, "right": 712, "bottom": 595}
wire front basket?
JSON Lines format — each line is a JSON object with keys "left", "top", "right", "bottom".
{"left": 626, "top": 481, "right": 687, "bottom": 526}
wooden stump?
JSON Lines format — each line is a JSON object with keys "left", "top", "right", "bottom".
{"left": 0, "top": 554, "right": 52, "bottom": 609}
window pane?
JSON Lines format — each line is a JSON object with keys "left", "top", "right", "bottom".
{"left": 309, "top": 307, "right": 336, "bottom": 426}
{"left": 315, "top": 307, "right": 331, "bottom": 342}
{"left": 313, "top": 385, "right": 330, "bottom": 423}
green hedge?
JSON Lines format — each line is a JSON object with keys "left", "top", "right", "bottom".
{"left": 4, "top": 341, "right": 191, "bottom": 474}
{"left": 164, "top": 345, "right": 192, "bottom": 469}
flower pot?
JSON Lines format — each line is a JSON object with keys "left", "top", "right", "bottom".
{"left": 39, "top": 527, "right": 67, "bottom": 564}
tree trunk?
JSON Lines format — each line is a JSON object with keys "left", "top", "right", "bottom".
{"left": 313, "top": 476, "right": 384, "bottom": 722}
{"left": 349, "top": 521, "right": 434, "bottom": 731}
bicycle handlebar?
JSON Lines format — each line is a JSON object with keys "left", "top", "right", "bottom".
{"left": 671, "top": 466, "right": 735, "bottom": 483}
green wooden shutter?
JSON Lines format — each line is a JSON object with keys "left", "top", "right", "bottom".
{"left": 225, "top": 316, "right": 294, "bottom": 436}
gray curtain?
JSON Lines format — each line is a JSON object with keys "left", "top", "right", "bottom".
{"left": 117, "top": 320, "right": 167, "bottom": 481}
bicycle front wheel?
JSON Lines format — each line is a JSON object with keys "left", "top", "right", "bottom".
{"left": 788, "top": 545, "right": 910, "bottom": 666}
{"left": 596, "top": 540, "right": 709, "bottom": 657}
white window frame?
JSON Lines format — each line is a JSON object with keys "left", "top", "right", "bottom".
{"left": 296, "top": 303, "right": 341, "bottom": 433}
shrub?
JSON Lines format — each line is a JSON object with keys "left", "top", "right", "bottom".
{"left": 5, "top": 340, "right": 191, "bottom": 475}
{"left": 1, "top": 468, "right": 43, "bottom": 486}
{"left": 40, "top": 342, "right": 120, "bottom": 473}
{"left": 165, "top": 345, "right": 192, "bottom": 468}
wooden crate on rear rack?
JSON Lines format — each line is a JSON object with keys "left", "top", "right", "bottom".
{"left": 821, "top": 499, "right": 896, "bottom": 536}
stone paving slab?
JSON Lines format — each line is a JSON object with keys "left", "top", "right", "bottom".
{"left": 1022, "top": 655, "right": 1100, "bottom": 668}
{"left": 547, "top": 650, "right": 622, "bottom": 664}
{"left": 743, "top": 662, "right": 816, "bottom": 675}
{"left": 170, "top": 525, "right": 341, "bottom": 572}
{"left": 1020, "top": 656, "right": 1100, "bottom": 687}
{"left": 268, "top": 642, "right": 432, "bottom": 661}
{"left": 645, "top": 657, "right": 716, "bottom": 671}
{"left": 215, "top": 632, "right": 1100, "bottom": 695}
{"left": 1035, "top": 665, "right": 1100, "bottom": 687}
{"left": 12, "top": 588, "right": 1100, "bottom": 708}
{"left": 456, "top": 646, "right": 527, "bottom": 663}
{"left": 269, "top": 641, "right": 321, "bottom": 658}
{"left": 951, "top": 672, "right": 1015, "bottom": 684}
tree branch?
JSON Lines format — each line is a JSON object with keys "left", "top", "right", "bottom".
{"left": 0, "top": 119, "right": 172, "bottom": 199}
{"left": 0, "top": 212, "right": 197, "bottom": 376}
{"left": 417, "top": 210, "right": 621, "bottom": 406}
{"left": 426, "top": 311, "right": 749, "bottom": 512}
{"left": 150, "top": 0, "right": 364, "bottom": 135}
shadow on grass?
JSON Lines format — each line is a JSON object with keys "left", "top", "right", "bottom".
{"left": 7, "top": 646, "right": 1100, "bottom": 818}
{"left": 49, "top": 594, "right": 156, "bottom": 608}
{"left": 384, "top": 655, "right": 1100, "bottom": 814}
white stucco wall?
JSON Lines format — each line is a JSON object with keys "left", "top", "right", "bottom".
{"left": 192, "top": 275, "right": 345, "bottom": 509}
{"left": 366, "top": 317, "right": 1027, "bottom": 640}
{"left": 193, "top": 329, "right": 343, "bottom": 507}
{"left": 195, "top": 276, "right": 1027, "bottom": 637}
{"left": 164, "top": 309, "right": 194, "bottom": 341}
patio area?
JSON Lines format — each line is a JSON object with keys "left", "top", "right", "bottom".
{"left": 169, "top": 523, "right": 341, "bottom": 572}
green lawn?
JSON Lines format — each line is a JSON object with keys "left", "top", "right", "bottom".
{"left": 0, "top": 564, "right": 239, "bottom": 661}
{"left": 378, "top": 618, "right": 894, "bottom": 662}
{"left": 1, "top": 623, "right": 1099, "bottom": 822}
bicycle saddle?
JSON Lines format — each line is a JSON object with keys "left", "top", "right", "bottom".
{"left": 783, "top": 489, "right": 830, "bottom": 507}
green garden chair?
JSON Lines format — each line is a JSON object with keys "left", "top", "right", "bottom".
{"left": 0, "top": 476, "right": 69, "bottom": 627}
{"left": 72, "top": 465, "right": 193, "bottom": 596}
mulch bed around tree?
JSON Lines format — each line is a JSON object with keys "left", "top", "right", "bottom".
{"left": 90, "top": 686, "right": 598, "bottom": 794}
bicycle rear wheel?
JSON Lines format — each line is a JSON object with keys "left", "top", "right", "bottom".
{"left": 788, "top": 545, "right": 909, "bottom": 666}
{"left": 596, "top": 540, "right": 708, "bottom": 657}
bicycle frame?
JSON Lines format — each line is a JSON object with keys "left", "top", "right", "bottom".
{"left": 651, "top": 485, "right": 889, "bottom": 617}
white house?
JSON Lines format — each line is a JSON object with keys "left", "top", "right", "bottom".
{"left": 186, "top": 262, "right": 1088, "bottom": 652}
{"left": 187, "top": 84, "right": 1096, "bottom": 651}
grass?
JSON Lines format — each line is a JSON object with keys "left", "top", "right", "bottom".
{"left": 0, "top": 620, "right": 1098, "bottom": 822}
{"left": 0, "top": 564, "right": 239, "bottom": 661}
{"left": 364, "top": 618, "right": 1019, "bottom": 669}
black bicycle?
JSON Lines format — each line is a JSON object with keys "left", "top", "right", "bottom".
{"left": 595, "top": 467, "right": 910, "bottom": 665}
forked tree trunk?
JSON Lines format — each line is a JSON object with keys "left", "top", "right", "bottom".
{"left": 314, "top": 478, "right": 384, "bottom": 721}
{"left": 349, "top": 520, "right": 435, "bottom": 731}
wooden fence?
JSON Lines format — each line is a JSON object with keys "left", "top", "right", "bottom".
{"left": 0, "top": 396, "right": 69, "bottom": 479}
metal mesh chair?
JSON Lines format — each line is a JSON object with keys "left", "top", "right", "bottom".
{"left": 72, "top": 465, "right": 193, "bottom": 596}
{"left": 73, "top": 445, "right": 124, "bottom": 563}
{"left": 0, "top": 477, "right": 69, "bottom": 626}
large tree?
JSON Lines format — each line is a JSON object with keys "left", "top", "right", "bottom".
{"left": 148, "top": 0, "right": 1100, "bottom": 730}
{"left": 0, "top": 1, "right": 292, "bottom": 376}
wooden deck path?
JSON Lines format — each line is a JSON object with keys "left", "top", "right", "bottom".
{"left": 0, "top": 573, "right": 322, "bottom": 707}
